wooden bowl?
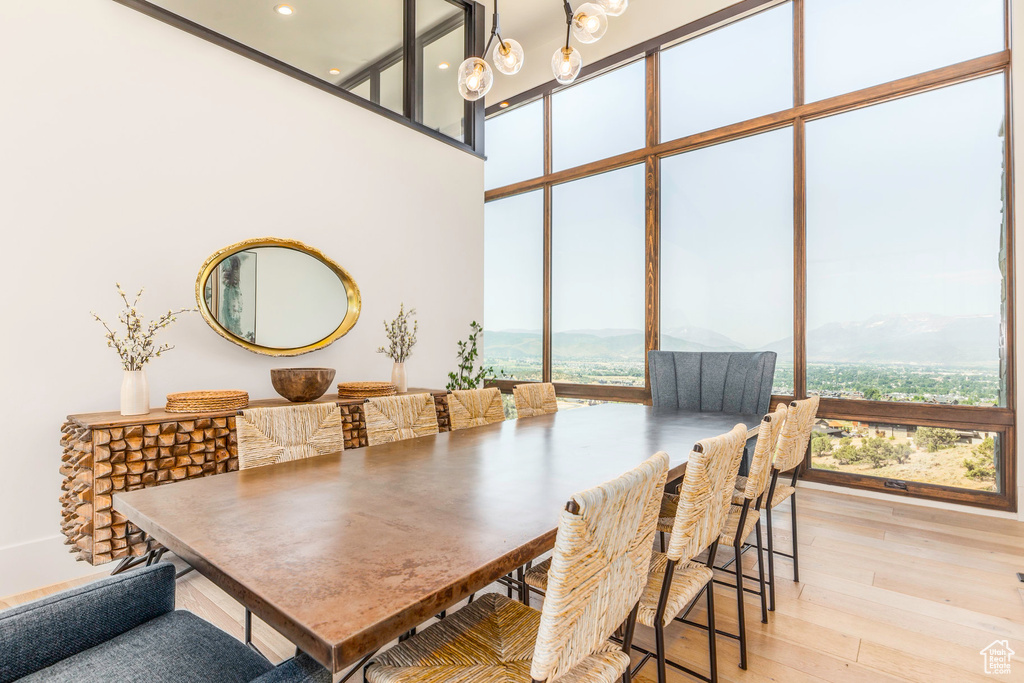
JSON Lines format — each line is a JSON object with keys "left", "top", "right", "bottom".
{"left": 270, "top": 368, "right": 337, "bottom": 403}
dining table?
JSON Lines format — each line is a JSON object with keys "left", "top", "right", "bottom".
{"left": 112, "top": 403, "right": 758, "bottom": 674}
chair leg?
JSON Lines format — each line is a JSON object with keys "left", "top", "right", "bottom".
{"left": 791, "top": 493, "right": 800, "bottom": 583}
{"left": 706, "top": 582, "right": 718, "bottom": 683}
{"left": 655, "top": 621, "right": 667, "bottom": 683}
{"left": 754, "top": 521, "right": 768, "bottom": 624}
{"left": 734, "top": 541, "right": 747, "bottom": 670}
{"left": 766, "top": 504, "right": 776, "bottom": 611}
{"left": 660, "top": 531, "right": 666, "bottom": 553}
{"left": 517, "top": 565, "right": 529, "bottom": 606}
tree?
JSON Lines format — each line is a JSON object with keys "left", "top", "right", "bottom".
{"left": 963, "top": 436, "right": 996, "bottom": 481}
{"left": 811, "top": 434, "right": 833, "bottom": 457}
{"left": 915, "top": 427, "right": 959, "bottom": 452}
{"left": 862, "top": 387, "right": 882, "bottom": 401}
{"left": 833, "top": 438, "right": 861, "bottom": 465}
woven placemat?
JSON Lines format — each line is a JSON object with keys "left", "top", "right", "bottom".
{"left": 166, "top": 390, "right": 250, "bottom": 413}
{"left": 337, "top": 382, "right": 398, "bottom": 398}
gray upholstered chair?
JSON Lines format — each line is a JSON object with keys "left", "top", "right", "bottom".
{"left": 0, "top": 563, "right": 330, "bottom": 683}
{"left": 648, "top": 350, "right": 777, "bottom": 473}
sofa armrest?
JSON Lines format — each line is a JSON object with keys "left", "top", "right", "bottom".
{"left": 0, "top": 563, "right": 175, "bottom": 682}
{"left": 251, "top": 653, "right": 332, "bottom": 683}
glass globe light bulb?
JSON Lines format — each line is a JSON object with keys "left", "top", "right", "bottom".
{"left": 571, "top": 3, "right": 608, "bottom": 44}
{"left": 551, "top": 46, "right": 582, "bottom": 85}
{"left": 596, "top": 0, "right": 628, "bottom": 17}
{"left": 457, "top": 57, "right": 493, "bottom": 101}
{"left": 492, "top": 38, "right": 525, "bottom": 76}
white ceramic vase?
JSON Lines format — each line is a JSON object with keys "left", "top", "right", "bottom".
{"left": 391, "top": 362, "right": 408, "bottom": 393}
{"left": 121, "top": 369, "right": 150, "bottom": 416}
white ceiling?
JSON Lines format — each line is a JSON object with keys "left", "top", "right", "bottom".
{"left": 152, "top": 0, "right": 462, "bottom": 81}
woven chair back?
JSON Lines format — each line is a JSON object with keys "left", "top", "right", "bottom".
{"left": 665, "top": 423, "right": 748, "bottom": 564}
{"left": 739, "top": 403, "right": 789, "bottom": 502}
{"left": 448, "top": 388, "right": 505, "bottom": 431}
{"left": 364, "top": 394, "right": 440, "bottom": 447}
{"left": 531, "top": 451, "right": 669, "bottom": 683}
{"left": 237, "top": 404, "right": 343, "bottom": 470}
{"left": 773, "top": 396, "right": 820, "bottom": 473}
{"left": 513, "top": 383, "right": 558, "bottom": 418}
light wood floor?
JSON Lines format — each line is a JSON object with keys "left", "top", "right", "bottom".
{"left": 4, "top": 488, "right": 1024, "bottom": 682}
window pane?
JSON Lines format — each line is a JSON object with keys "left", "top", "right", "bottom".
{"left": 811, "top": 421, "right": 1002, "bottom": 493}
{"left": 806, "top": 76, "right": 1007, "bottom": 406}
{"left": 151, "top": 0, "right": 405, "bottom": 106}
{"left": 806, "top": 0, "right": 1004, "bottom": 102}
{"left": 660, "top": 129, "right": 794, "bottom": 394}
{"left": 552, "top": 61, "right": 646, "bottom": 171}
{"left": 379, "top": 60, "right": 404, "bottom": 114}
{"left": 552, "top": 165, "right": 646, "bottom": 386}
{"left": 484, "top": 191, "right": 544, "bottom": 381}
{"left": 419, "top": 0, "right": 466, "bottom": 141}
{"left": 485, "top": 101, "right": 544, "bottom": 191}
{"left": 660, "top": 4, "right": 792, "bottom": 142}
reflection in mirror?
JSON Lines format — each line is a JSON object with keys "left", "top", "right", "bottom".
{"left": 141, "top": 0, "right": 470, "bottom": 143}
{"left": 197, "top": 239, "right": 360, "bottom": 356}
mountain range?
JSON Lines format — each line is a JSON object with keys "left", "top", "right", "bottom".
{"left": 484, "top": 313, "right": 1000, "bottom": 365}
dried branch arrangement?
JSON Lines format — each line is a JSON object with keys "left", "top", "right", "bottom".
{"left": 92, "top": 283, "right": 194, "bottom": 371}
{"left": 376, "top": 303, "right": 418, "bottom": 363}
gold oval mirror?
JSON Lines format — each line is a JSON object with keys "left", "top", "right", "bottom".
{"left": 196, "top": 238, "right": 361, "bottom": 356}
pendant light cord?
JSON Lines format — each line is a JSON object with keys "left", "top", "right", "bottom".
{"left": 484, "top": 0, "right": 508, "bottom": 56}
{"left": 562, "top": 0, "right": 573, "bottom": 49}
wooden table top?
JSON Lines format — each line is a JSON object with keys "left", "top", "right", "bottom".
{"left": 113, "top": 404, "right": 757, "bottom": 672}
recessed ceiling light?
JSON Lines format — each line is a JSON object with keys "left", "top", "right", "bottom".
{"left": 499, "top": 101, "right": 510, "bottom": 108}
{"left": 328, "top": 68, "right": 341, "bottom": 76}
{"left": 438, "top": 62, "right": 450, "bottom": 70}
{"left": 274, "top": 4, "right": 294, "bottom": 15}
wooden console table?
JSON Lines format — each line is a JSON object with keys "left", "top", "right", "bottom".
{"left": 60, "top": 390, "right": 451, "bottom": 565}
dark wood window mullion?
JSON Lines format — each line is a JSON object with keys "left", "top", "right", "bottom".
{"left": 542, "top": 93, "right": 554, "bottom": 384}
{"left": 644, "top": 52, "right": 661, "bottom": 399}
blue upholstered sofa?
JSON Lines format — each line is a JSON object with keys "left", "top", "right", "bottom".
{"left": 0, "top": 563, "right": 330, "bottom": 683}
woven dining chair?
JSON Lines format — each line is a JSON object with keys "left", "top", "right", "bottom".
{"left": 365, "top": 450, "right": 670, "bottom": 683}
{"left": 448, "top": 388, "right": 506, "bottom": 431}
{"left": 674, "top": 403, "right": 786, "bottom": 675}
{"left": 236, "top": 404, "right": 344, "bottom": 470}
{"left": 235, "top": 402, "right": 346, "bottom": 650}
{"left": 513, "top": 383, "right": 558, "bottom": 419}
{"left": 754, "top": 395, "right": 819, "bottom": 611}
{"left": 364, "top": 393, "right": 440, "bottom": 447}
{"left": 638, "top": 423, "right": 748, "bottom": 683}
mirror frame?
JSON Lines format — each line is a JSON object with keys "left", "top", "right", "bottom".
{"left": 195, "top": 237, "right": 361, "bottom": 357}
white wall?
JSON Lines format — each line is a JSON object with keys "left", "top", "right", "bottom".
{"left": 0, "top": 0, "right": 483, "bottom": 595}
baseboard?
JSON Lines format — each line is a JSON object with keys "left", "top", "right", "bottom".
{"left": 0, "top": 535, "right": 108, "bottom": 599}
{"left": 796, "top": 480, "right": 1019, "bottom": 520}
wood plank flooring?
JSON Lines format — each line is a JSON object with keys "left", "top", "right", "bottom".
{"left": 3, "top": 488, "right": 1023, "bottom": 682}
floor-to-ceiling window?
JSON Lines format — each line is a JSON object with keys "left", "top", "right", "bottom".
{"left": 483, "top": 0, "right": 1014, "bottom": 510}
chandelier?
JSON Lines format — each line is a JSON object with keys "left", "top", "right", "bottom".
{"left": 457, "top": 0, "right": 629, "bottom": 101}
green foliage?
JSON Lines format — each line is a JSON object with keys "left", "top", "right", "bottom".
{"left": 810, "top": 434, "right": 833, "bottom": 457}
{"left": 447, "top": 322, "right": 505, "bottom": 391}
{"left": 916, "top": 427, "right": 959, "bottom": 452}
{"left": 833, "top": 440, "right": 860, "bottom": 465}
{"left": 857, "top": 437, "right": 913, "bottom": 468}
{"left": 963, "top": 436, "right": 996, "bottom": 481}
{"left": 862, "top": 387, "right": 882, "bottom": 401}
